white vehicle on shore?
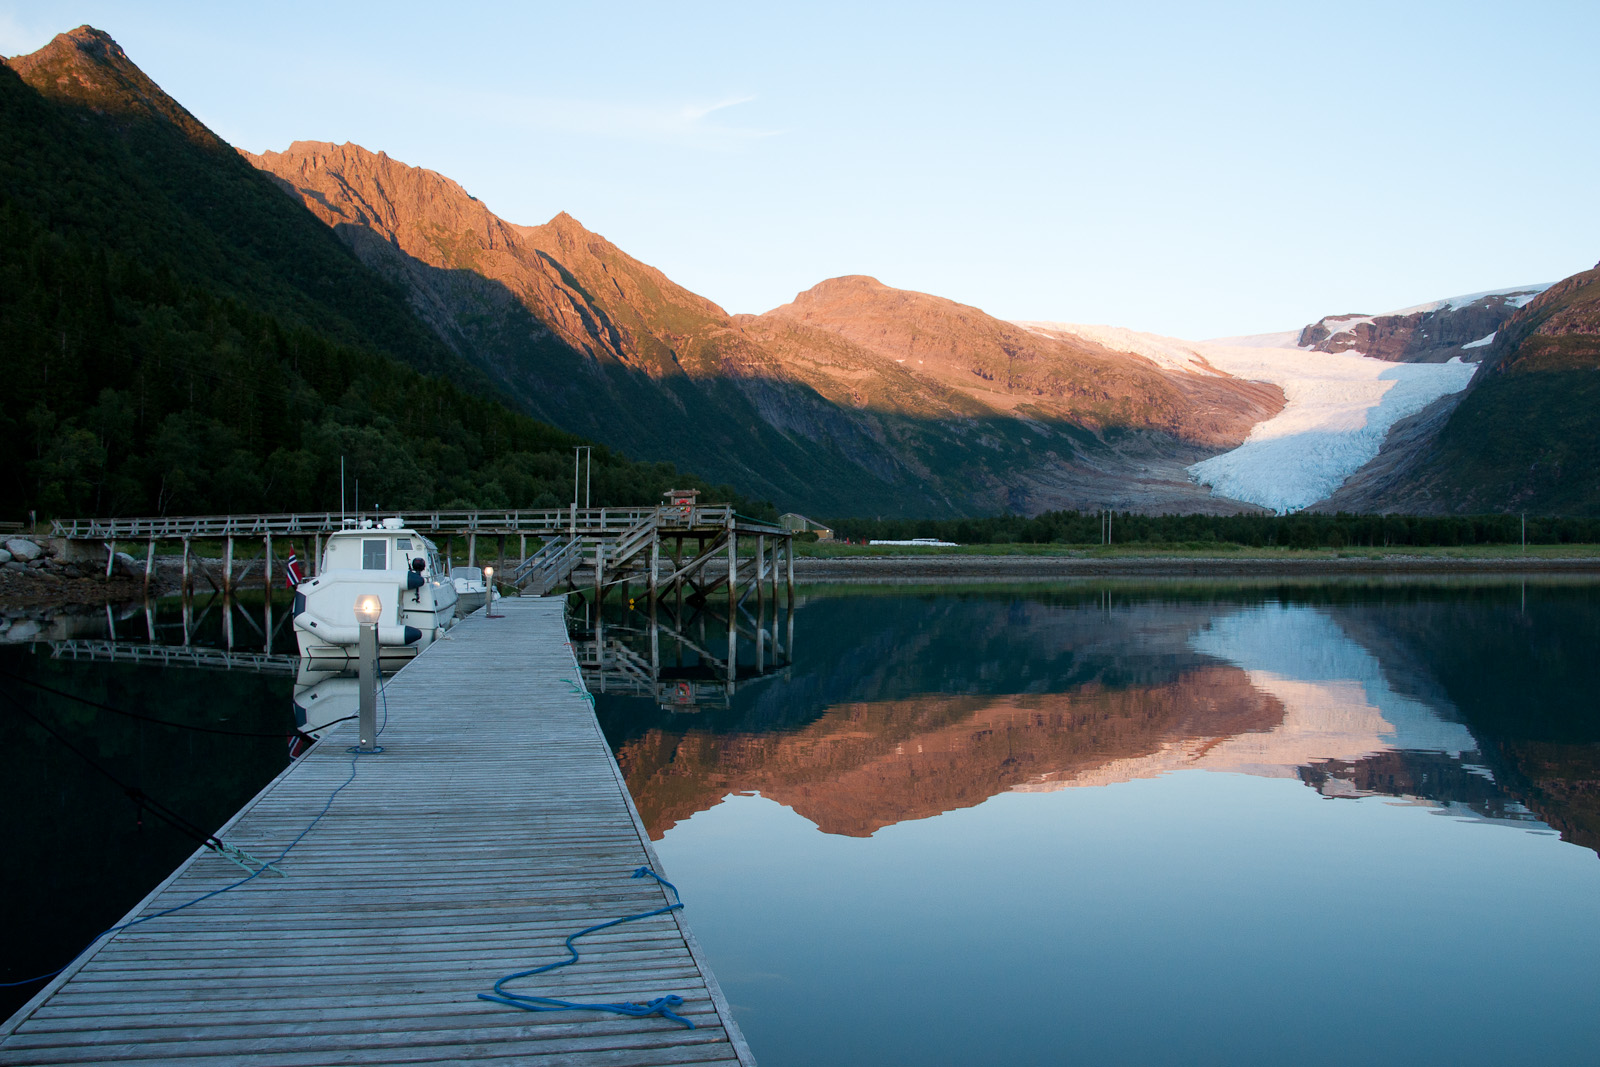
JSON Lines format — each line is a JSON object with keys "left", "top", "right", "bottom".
{"left": 292, "top": 519, "right": 459, "bottom": 660}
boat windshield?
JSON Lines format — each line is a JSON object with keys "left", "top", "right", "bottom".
{"left": 453, "top": 567, "right": 483, "bottom": 582}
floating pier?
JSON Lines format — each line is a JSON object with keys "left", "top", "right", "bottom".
{"left": 0, "top": 598, "right": 757, "bottom": 1066}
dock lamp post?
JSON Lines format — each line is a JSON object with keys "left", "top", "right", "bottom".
{"left": 353, "top": 594, "right": 383, "bottom": 753}
{"left": 484, "top": 566, "right": 500, "bottom": 618}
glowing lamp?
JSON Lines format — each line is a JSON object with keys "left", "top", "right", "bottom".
{"left": 353, "top": 595, "right": 382, "bottom": 625}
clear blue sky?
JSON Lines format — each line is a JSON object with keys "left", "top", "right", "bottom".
{"left": 4, "top": 1, "right": 1597, "bottom": 338}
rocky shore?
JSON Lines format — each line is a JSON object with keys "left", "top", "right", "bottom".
{"left": 0, "top": 536, "right": 188, "bottom": 606}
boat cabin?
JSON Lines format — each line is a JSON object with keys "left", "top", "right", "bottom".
{"left": 322, "top": 520, "right": 446, "bottom": 577}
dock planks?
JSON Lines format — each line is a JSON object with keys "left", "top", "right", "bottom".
{"left": 1, "top": 597, "right": 755, "bottom": 1066}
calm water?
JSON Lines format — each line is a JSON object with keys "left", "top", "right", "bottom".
{"left": 0, "top": 594, "right": 298, "bottom": 1017}
{"left": 592, "top": 581, "right": 1600, "bottom": 1066}
{"left": 6, "top": 582, "right": 1600, "bottom": 1065}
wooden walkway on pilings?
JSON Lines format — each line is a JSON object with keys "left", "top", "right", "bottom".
{"left": 47, "top": 504, "right": 794, "bottom": 611}
{"left": 0, "top": 598, "right": 757, "bottom": 1066}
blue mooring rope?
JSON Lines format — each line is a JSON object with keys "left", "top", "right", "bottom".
{"left": 476, "top": 867, "right": 695, "bottom": 1028}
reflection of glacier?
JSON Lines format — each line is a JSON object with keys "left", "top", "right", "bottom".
{"left": 1191, "top": 605, "right": 1480, "bottom": 765}
{"left": 1017, "top": 606, "right": 1526, "bottom": 827}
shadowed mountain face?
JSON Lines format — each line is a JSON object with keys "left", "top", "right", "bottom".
{"left": 2, "top": 30, "right": 460, "bottom": 377}
{"left": 247, "top": 142, "right": 1283, "bottom": 517}
{"left": 1326, "top": 267, "right": 1600, "bottom": 515}
{"left": 0, "top": 28, "right": 745, "bottom": 520}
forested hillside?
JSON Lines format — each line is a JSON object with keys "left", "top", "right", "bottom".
{"left": 0, "top": 30, "right": 759, "bottom": 520}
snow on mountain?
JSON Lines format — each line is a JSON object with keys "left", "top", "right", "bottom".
{"left": 1203, "top": 330, "right": 1308, "bottom": 349}
{"left": 1184, "top": 339, "right": 1478, "bottom": 512}
{"left": 1386, "top": 283, "right": 1552, "bottom": 316}
{"left": 1013, "top": 321, "right": 1221, "bottom": 374}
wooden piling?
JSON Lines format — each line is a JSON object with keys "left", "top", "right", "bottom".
{"left": 726, "top": 518, "right": 737, "bottom": 615}
{"left": 143, "top": 539, "right": 155, "bottom": 596}
{"left": 755, "top": 534, "right": 765, "bottom": 611}
{"left": 649, "top": 536, "right": 659, "bottom": 605}
{"left": 222, "top": 536, "right": 234, "bottom": 595}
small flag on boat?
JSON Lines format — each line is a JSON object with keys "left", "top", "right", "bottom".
{"left": 285, "top": 554, "right": 305, "bottom": 588}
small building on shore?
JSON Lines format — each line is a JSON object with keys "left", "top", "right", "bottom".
{"left": 780, "top": 513, "right": 834, "bottom": 540}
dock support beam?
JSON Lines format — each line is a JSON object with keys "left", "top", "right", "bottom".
{"left": 726, "top": 518, "right": 737, "bottom": 616}
{"left": 105, "top": 540, "right": 116, "bottom": 581}
{"left": 755, "top": 534, "right": 765, "bottom": 612}
{"left": 181, "top": 536, "right": 192, "bottom": 597}
{"left": 313, "top": 534, "right": 321, "bottom": 576}
{"left": 468, "top": 533, "right": 476, "bottom": 568}
{"left": 223, "top": 536, "right": 234, "bottom": 595}
{"left": 649, "top": 537, "right": 659, "bottom": 605}
{"left": 786, "top": 535, "right": 795, "bottom": 604}
{"left": 143, "top": 539, "right": 155, "bottom": 596}
{"left": 264, "top": 533, "right": 273, "bottom": 596}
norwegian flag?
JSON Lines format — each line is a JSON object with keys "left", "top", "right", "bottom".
{"left": 284, "top": 553, "right": 305, "bottom": 588}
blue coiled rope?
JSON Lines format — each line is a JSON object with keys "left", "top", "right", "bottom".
{"left": 477, "top": 867, "right": 695, "bottom": 1028}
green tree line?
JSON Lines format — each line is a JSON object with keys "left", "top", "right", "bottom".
{"left": 827, "top": 510, "right": 1600, "bottom": 548}
{"left": 0, "top": 204, "right": 771, "bottom": 521}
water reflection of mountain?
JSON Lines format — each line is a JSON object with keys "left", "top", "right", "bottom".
{"left": 600, "top": 587, "right": 1600, "bottom": 853}
{"left": 1322, "top": 587, "right": 1600, "bottom": 854}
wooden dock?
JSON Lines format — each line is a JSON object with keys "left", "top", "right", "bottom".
{"left": 0, "top": 598, "right": 756, "bottom": 1066}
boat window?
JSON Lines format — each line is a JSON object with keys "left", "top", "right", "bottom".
{"left": 396, "top": 538, "right": 412, "bottom": 550}
{"left": 362, "top": 539, "right": 388, "bottom": 570}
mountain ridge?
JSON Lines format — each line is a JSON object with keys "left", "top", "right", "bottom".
{"left": 247, "top": 140, "right": 1287, "bottom": 516}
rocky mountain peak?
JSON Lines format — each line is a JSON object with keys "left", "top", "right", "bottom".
{"left": 1296, "top": 286, "right": 1550, "bottom": 363}
{"left": 4, "top": 25, "right": 218, "bottom": 147}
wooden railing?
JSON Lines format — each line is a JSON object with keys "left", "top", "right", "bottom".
{"left": 50, "top": 504, "right": 779, "bottom": 540}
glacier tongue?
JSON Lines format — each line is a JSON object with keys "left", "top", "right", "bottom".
{"left": 1184, "top": 342, "right": 1479, "bottom": 512}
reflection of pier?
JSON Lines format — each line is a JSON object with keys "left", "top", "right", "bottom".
{"left": 572, "top": 601, "right": 795, "bottom": 709}
{"left": 48, "top": 640, "right": 298, "bottom": 675}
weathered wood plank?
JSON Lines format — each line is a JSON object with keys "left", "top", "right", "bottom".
{"left": 0, "top": 598, "right": 755, "bottom": 1066}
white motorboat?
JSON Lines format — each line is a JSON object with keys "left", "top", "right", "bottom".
{"left": 450, "top": 566, "right": 501, "bottom": 615}
{"left": 292, "top": 519, "right": 458, "bottom": 660}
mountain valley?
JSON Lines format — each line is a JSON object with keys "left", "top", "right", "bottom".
{"left": 5, "top": 25, "right": 1598, "bottom": 520}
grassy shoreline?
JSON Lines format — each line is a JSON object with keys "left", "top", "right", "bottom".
{"left": 794, "top": 542, "right": 1600, "bottom": 560}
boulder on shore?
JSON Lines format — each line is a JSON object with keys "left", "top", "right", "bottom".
{"left": 4, "top": 538, "right": 43, "bottom": 562}
{"left": 113, "top": 551, "right": 143, "bottom": 578}
{"left": 0, "top": 549, "right": 10, "bottom": 565}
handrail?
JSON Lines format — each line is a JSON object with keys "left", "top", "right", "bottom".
{"left": 48, "top": 641, "right": 300, "bottom": 674}
{"left": 48, "top": 503, "right": 781, "bottom": 540}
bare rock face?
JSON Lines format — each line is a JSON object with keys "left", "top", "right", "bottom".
{"left": 760, "top": 275, "right": 1281, "bottom": 450}
{"left": 1298, "top": 288, "right": 1549, "bottom": 363}
{"left": 4, "top": 26, "right": 221, "bottom": 148}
